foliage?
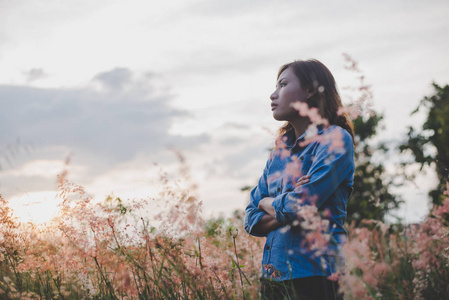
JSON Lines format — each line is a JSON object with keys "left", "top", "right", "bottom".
{"left": 342, "top": 55, "right": 401, "bottom": 225}
{"left": 399, "top": 83, "right": 449, "bottom": 205}
{"left": 343, "top": 182, "right": 449, "bottom": 299}
{"left": 1, "top": 158, "right": 449, "bottom": 298}
{"left": 2, "top": 175, "right": 449, "bottom": 299}
{"left": 349, "top": 111, "right": 401, "bottom": 225}
{"left": 0, "top": 158, "right": 263, "bottom": 299}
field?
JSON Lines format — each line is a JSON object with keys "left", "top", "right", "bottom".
{"left": 1, "top": 157, "right": 448, "bottom": 300}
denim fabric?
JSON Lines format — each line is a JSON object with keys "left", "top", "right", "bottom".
{"left": 244, "top": 125, "right": 355, "bottom": 281}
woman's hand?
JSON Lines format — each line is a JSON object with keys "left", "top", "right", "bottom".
{"left": 257, "top": 176, "right": 309, "bottom": 222}
{"left": 258, "top": 197, "right": 275, "bottom": 218}
{"left": 295, "top": 175, "right": 310, "bottom": 187}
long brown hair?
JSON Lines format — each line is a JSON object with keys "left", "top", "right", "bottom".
{"left": 277, "top": 59, "right": 355, "bottom": 144}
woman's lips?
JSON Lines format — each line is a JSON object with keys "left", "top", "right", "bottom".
{"left": 271, "top": 104, "right": 277, "bottom": 111}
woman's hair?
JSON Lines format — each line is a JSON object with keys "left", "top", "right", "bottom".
{"left": 277, "top": 59, "right": 355, "bottom": 143}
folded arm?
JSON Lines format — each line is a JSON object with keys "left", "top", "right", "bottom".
{"left": 271, "top": 128, "right": 355, "bottom": 226}
{"left": 244, "top": 156, "right": 282, "bottom": 237}
{"left": 256, "top": 174, "right": 310, "bottom": 232}
{"left": 251, "top": 214, "right": 282, "bottom": 236}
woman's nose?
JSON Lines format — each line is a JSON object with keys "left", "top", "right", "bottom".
{"left": 270, "top": 90, "right": 277, "bottom": 101}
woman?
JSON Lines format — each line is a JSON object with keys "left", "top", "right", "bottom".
{"left": 244, "top": 59, "right": 355, "bottom": 300}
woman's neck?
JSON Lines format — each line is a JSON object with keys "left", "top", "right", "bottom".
{"left": 290, "top": 118, "right": 311, "bottom": 140}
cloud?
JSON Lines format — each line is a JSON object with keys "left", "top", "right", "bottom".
{"left": 93, "top": 68, "right": 133, "bottom": 91}
{"left": 23, "top": 68, "right": 48, "bottom": 82}
{"left": 0, "top": 67, "right": 213, "bottom": 201}
{"left": 0, "top": 68, "right": 208, "bottom": 162}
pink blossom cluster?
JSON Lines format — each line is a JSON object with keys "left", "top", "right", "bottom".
{"left": 341, "top": 184, "right": 449, "bottom": 299}
{"left": 0, "top": 158, "right": 264, "bottom": 299}
{"left": 1, "top": 176, "right": 449, "bottom": 298}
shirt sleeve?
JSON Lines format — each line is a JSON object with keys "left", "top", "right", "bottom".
{"left": 244, "top": 156, "right": 272, "bottom": 237}
{"left": 271, "top": 127, "right": 355, "bottom": 226}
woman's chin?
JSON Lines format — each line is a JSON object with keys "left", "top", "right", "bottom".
{"left": 272, "top": 112, "right": 283, "bottom": 121}
{"left": 272, "top": 113, "right": 289, "bottom": 122}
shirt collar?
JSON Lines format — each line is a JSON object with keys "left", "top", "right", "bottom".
{"left": 283, "top": 124, "right": 325, "bottom": 149}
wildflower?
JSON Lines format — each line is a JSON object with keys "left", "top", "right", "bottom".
{"left": 263, "top": 264, "right": 281, "bottom": 280}
{"left": 373, "top": 262, "right": 391, "bottom": 278}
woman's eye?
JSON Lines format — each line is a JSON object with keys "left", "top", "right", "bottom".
{"left": 280, "top": 82, "right": 286, "bottom": 87}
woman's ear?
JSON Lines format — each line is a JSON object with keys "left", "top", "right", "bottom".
{"left": 306, "top": 87, "right": 316, "bottom": 99}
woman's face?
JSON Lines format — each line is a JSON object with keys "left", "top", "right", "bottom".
{"left": 270, "top": 67, "right": 310, "bottom": 122}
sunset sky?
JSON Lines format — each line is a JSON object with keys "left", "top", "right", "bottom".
{"left": 1, "top": 0, "right": 448, "bottom": 223}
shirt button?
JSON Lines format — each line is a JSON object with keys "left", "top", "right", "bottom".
{"left": 277, "top": 187, "right": 281, "bottom": 192}
{"left": 300, "top": 156, "right": 304, "bottom": 161}
{"left": 265, "top": 245, "right": 270, "bottom": 250}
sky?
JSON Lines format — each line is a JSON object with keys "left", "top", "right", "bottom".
{"left": 1, "top": 0, "right": 448, "bottom": 224}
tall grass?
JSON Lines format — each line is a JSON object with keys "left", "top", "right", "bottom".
{"left": 1, "top": 157, "right": 448, "bottom": 299}
{"left": 341, "top": 184, "right": 449, "bottom": 299}
{"left": 0, "top": 156, "right": 264, "bottom": 299}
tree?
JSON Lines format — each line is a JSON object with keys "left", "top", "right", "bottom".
{"left": 346, "top": 112, "right": 401, "bottom": 225}
{"left": 399, "top": 83, "right": 449, "bottom": 205}
{"left": 342, "top": 54, "right": 402, "bottom": 225}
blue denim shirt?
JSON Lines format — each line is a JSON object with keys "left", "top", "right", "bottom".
{"left": 244, "top": 125, "right": 355, "bottom": 281}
